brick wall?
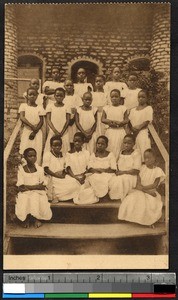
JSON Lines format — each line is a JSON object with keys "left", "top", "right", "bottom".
{"left": 150, "top": 4, "right": 170, "bottom": 78}
{"left": 5, "top": 5, "right": 18, "bottom": 141}
{"left": 16, "top": 4, "right": 153, "bottom": 81}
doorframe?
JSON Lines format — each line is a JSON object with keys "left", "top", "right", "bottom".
{"left": 67, "top": 56, "right": 103, "bottom": 79}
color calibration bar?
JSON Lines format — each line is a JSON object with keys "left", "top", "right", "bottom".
{"left": 2, "top": 293, "right": 176, "bottom": 298}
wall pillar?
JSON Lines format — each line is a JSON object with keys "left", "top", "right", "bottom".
{"left": 5, "top": 5, "right": 18, "bottom": 142}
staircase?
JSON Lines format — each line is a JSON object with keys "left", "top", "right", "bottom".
{"left": 4, "top": 121, "right": 169, "bottom": 255}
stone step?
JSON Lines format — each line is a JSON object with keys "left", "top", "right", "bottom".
{"left": 6, "top": 222, "right": 166, "bottom": 240}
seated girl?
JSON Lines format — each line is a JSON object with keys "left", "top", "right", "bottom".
{"left": 109, "top": 134, "right": 141, "bottom": 201}
{"left": 86, "top": 136, "right": 117, "bottom": 200}
{"left": 118, "top": 149, "right": 165, "bottom": 226}
{"left": 65, "top": 132, "right": 90, "bottom": 185}
{"left": 43, "top": 135, "right": 80, "bottom": 202}
{"left": 15, "top": 148, "right": 52, "bottom": 228}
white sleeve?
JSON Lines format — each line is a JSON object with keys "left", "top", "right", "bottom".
{"left": 18, "top": 103, "right": 26, "bottom": 113}
{"left": 146, "top": 106, "right": 153, "bottom": 122}
{"left": 38, "top": 105, "right": 46, "bottom": 116}
{"left": 65, "top": 152, "right": 71, "bottom": 168}
{"left": 109, "top": 152, "right": 117, "bottom": 170}
{"left": 88, "top": 153, "right": 95, "bottom": 169}
{"left": 42, "top": 152, "right": 51, "bottom": 168}
{"left": 16, "top": 167, "right": 24, "bottom": 186}
{"left": 133, "top": 150, "right": 142, "bottom": 170}
{"left": 155, "top": 167, "right": 166, "bottom": 184}
{"left": 46, "top": 103, "right": 52, "bottom": 113}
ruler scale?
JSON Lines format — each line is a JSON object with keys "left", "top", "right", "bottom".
{"left": 3, "top": 273, "right": 176, "bottom": 298}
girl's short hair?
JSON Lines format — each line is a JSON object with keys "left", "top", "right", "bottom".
{"left": 144, "top": 148, "right": 156, "bottom": 157}
{"left": 50, "top": 135, "right": 62, "bottom": 146}
{"left": 23, "top": 148, "right": 36, "bottom": 157}
{"left": 96, "top": 135, "right": 109, "bottom": 146}
{"left": 124, "top": 134, "right": 136, "bottom": 144}
{"left": 26, "top": 87, "right": 37, "bottom": 95}
{"left": 82, "top": 91, "right": 92, "bottom": 99}
{"left": 54, "top": 87, "right": 65, "bottom": 95}
{"left": 110, "top": 89, "right": 121, "bottom": 97}
{"left": 128, "top": 72, "right": 138, "bottom": 79}
{"left": 95, "top": 75, "right": 106, "bottom": 82}
{"left": 74, "top": 132, "right": 85, "bottom": 142}
{"left": 139, "top": 89, "right": 149, "bottom": 98}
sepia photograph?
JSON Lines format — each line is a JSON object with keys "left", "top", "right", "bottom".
{"left": 4, "top": 2, "right": 170, "bottom": 269}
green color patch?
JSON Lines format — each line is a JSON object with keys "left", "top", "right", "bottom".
{"left": 45, "top": 293, "right": 88, "bottom": 298}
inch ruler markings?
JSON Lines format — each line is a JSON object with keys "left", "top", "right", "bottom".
{"left": 3, "top": 272, "right": 176, "bottom": 298}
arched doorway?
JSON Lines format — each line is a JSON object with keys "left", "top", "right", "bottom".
{"left": 71, "top": 61, "right": 99, "bottom": 86}
{"left": 17, "top": 54, "right": 44, "bottom": 98}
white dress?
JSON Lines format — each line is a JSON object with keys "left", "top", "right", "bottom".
{"left": 109, "top": 149, "right": 142, "bottom": 200}
{"left": 42, "top": 152, "right": 80, "bottom": 201}
{"left": 129, "top": 106, "right": 153, "bottom": 161}
{"left": 15, "top": 164, "right": 52, "bottom": 222}
{"left": 86, "top": 152, "right": 117, "bottom": 198}
{"left": 65, "top": 149, "right": 90, "bottom": 176}
{"left": 124, "top": 88, "right": 141, "bottom": 111}
{"left": 65, "top": 149, "right": 95, "bottom": 205}
{"left": 118, "top": 165, "right": 165, "bottom": 225}
{"left": 74, "top": 83, "right": 93, "bottom": 98}
{"left": 64, "top": 94, "right": 82, "bottom": 143}
{"left": 19, "top": 103, "right": 45, "bottom": 165}
{"left": 42, "top": 81, "right": 64, "bottom": 102}
{"left": 44, "top": 103, "right": 70, "bottom": 155}
{"left": 92, "top": 91, "right": 108, "bottom": 136}
{"left": 103, "top": 105, "right": 127, "bottom": 160}
{"left": 76, "top": 106, "right": 98, "bottom": 154}
{"left": 104, "top": 81, "right": 128, "bottom": 104}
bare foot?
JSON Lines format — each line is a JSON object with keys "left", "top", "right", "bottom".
{"left": 34, "top": 219, "right": 42, "bottom": 228}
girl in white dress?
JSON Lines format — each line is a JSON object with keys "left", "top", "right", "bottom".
{"left": 44, "top": 88, "right": 70, "bottom": 155}
{"left": 101, "top": 89, "right": 128, "bottom": 160}
{"left": 104, "top": 67, "right": 128, "bottom": 104}
{"left": 118, "top": 149, "right": 165, "bottom": 226}
{"left": 63, "top": 79, "right": 82, "bottom": 146}
{"left": 92, "top": 75, "right": 107, "bottom": 136}
{"left": 74, "top": 68, "right": 93, "bottom": 98}
{"left": 109, "top": 134, "right": 141, "bottom": 201}
{"left": 75, "top": 92, "right": 98, "bottom": 154}
{"left": 19, "top": 87, "right": 45, "bottom": 165}
{"left": 43, "top": 136, "right": 80, "bottom": 202}
{"left": 86, "top": 136, "right": 117, "bottom": 199}
{"left": 65, "top": 132, "right": 90, "bottom": 185}
{"left": 124, "top": 73, "right": 141, "bottom": 112}
{"left": 42, "top": 66, "right": 64, "bottom": 103}
{"left": 15, "top": 148, "right": 52, "bottom": 228}
{"left": 23, "top": 78, "right": 48, "bottom": 147}
{"left": 128, "top": 89, "right": 153, "bottom": 161}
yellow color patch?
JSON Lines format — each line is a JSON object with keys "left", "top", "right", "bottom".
{"left": 89, "top": 293, "right": 132, "bottom": 298}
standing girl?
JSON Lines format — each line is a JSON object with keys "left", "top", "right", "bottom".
{"left": 74, "top": 68, "right": 93, "bottom": 98}
{"left": 86, "top": 136, "right": 117, "bottom": 200}
{"left": 19, "top": 87, "right": 45, "bottom": 165}
{"left": 104, "top": 67, "right": 128, "bottom": 104}
{"left": 92, "top": 75, "right": 107, "bottom": 136}
{"left": 15, "top": 148, "right": 52, "bottom": 228}
{"left": 128, "top": 89, "right": 153, "bottom": 161}
{"left": 101, "top": 89, "right": 128, "bottom": 160}
{"left": 42, "top": 66, "right": 64, "bottom": 103}
{"left": 75, "top": 92, "right": 98, "bottom": 154}
{"left": 63, "top": 79, "right": 82, "bottom": 146}
{"left": 109, "top": 134, "right": 141, "bottom": 201}
{"left": 124, "top": 73, "right": 141, "bottom": 111}
{"left": 44, "top": 88, "right": 70, "bottom": 155}
{"left": 118, "top": 149, "right": 165, "bottom": 226}
{"left": 43, "top": 136, "right": 80, "bottom": 201}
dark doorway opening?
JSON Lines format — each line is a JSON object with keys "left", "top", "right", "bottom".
{"left": 71, "top": 61, "right": 99, "bottom": 86}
